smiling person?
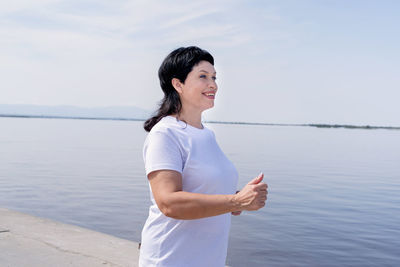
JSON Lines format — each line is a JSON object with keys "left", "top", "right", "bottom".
{"left": 139, "top": 46, "right": 268, "bottom": 267}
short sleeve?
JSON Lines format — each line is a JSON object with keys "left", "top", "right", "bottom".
{"left": 143, "top": 130, "right": 183, "bottom": 177}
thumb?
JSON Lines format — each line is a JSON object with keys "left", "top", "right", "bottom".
{"left": 247, "top": 172, "right": 264, "bottom": 185}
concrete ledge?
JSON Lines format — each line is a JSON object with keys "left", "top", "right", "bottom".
{"left": 0, "top": 208, "right": 139, "bottom": 267}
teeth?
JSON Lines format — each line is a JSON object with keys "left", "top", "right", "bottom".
{"left": 205, "top": 93, "right": 214, "bottom": 96}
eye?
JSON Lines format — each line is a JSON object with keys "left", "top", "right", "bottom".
{"left": 212, "top": 76, "right": 217, "bottom": 81}
{"left": 199, "top": 75, "right": 206, "bottom": 78}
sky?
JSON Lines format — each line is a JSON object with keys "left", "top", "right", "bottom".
{"left": 1, "top": 0, "right": 399, "bottom": 126}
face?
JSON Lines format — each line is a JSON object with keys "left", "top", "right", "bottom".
{"left": 172, "top": 60, "right": 218, "bottom": 114}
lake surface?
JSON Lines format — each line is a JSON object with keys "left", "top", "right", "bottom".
{"left": 1, "top": 117, "right": 399, "bottom": 266}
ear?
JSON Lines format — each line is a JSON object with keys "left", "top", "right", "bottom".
{"left": 171, "top": 78, "right": 183, "bottom": 94}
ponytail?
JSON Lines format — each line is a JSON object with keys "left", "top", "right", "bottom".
{"left": 143, "top": 92, "right": 182, "bottom": 132}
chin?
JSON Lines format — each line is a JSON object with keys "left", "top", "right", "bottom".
{"left": 204, "top": 103, "right": 214, "bottom": 111}
{"left": 198, "top": 101, "right": 215, "bottom": 113}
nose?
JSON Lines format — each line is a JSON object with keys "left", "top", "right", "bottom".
{"left": 209, "top": 79, "right": 217, "bottom": 91}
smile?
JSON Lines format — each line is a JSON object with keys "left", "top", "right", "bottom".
{"left": 202, "top": 92, "right": 216, "bottom": 99}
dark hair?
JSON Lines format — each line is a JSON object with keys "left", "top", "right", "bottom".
{"left": 143, "top": 46, "right": 214, "bottom": 132}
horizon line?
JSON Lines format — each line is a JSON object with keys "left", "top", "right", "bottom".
{"left": 1, "top": 114, "right": 399, "bottom": 131}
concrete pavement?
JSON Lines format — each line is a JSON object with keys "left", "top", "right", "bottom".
{"left": 0, "top": 208, "right": 139, "bottom": 267}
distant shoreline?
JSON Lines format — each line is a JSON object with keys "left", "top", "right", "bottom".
{"left": 1, "top": 114, "right": 399, "bottom": 130}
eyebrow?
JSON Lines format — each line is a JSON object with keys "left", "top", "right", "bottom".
{"left": 199, "top": 70, "right": 217, "bottom": 74}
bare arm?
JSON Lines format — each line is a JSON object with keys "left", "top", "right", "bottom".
{"left": 148, "top": 170, "right": 268, "bottom": 220}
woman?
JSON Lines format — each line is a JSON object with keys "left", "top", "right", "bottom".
{"left": 140, "top": 46, "right": 268, "bottom": 267}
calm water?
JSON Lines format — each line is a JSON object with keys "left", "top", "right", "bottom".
{"left": 1, "top": 117, "right": 399, "bottom": 266}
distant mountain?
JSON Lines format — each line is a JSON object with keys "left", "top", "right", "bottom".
{"left": 0, "top": 104, "right": 152, "bottom": 120}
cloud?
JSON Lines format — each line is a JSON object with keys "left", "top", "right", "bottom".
{"left": 0, "top": 0, "right": 290, "bottom": 111}
{"left": 3, "top": 0, "right": 398, "bottom": 124}
{"left": 0, "top": 0, "right": 61, "bottom": 14}
{"left": 1, "top": 0, "right": 254, "bottom": 53}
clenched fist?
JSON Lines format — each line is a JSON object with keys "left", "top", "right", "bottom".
{"left": 232, "top": 173, "right": 268, "bottom": 212}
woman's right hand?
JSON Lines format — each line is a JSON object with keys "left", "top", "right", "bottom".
{"left": 233, "top": 173, "right": 268, "bottom": 211}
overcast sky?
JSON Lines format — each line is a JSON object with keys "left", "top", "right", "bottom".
{"left": 1, "top": 0, "right": 399, "bottom": 125}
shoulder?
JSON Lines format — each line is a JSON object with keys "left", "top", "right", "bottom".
{"left": 203, "top": 126, "right": 216, "bottom": 137}
{"left": 151, "top": 116, "right": 177, "bottom": 133}
{"left": 144, "top": 116, "right": 188, "bottom": 148}
{"left": 148, "top": 116, "right": 184, "bottom": 139}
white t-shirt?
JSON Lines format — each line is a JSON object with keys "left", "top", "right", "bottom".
{"left": 139, "top": 116, "right": 239, "bottom": 267}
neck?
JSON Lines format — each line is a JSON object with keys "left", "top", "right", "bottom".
{"left": 173, "top": 107, "right": 203, "bottom": 129}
